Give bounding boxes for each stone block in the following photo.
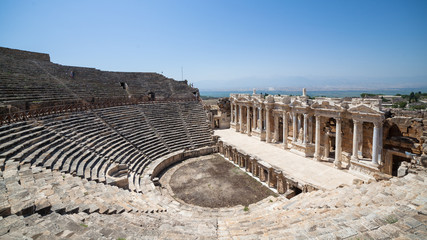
[35,198,51,213]
[397,165,408,178]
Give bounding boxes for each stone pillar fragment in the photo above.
[246,105,251,136]
[308,116,313,143]
[252,107,257,131]
[273,114,279,142]
[303,113,308,144]
[334,117,342,169]
[324,127,330,160]
[239,105,243,133]
[283,112,288,149]
[352,120,360,161]
[292,113,297,142]
[314,115,321,161]
[235,104,240,132]
[266,107,271,143]
[372,121,382,165]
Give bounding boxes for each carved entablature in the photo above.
[310,100,345,118]
[229,91,385,122]
[348,104,384,122]
[351,98,382,111]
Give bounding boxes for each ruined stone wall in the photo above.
[0,46,50,61]
[388,109,427,118]
[384,116,426,158]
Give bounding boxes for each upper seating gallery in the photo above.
[0,47,198,111]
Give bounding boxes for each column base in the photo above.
[235,123,241,132]
[349,159,380,177]
[334,160,342,169]
[290,142,315,157]
[283,142,288,150]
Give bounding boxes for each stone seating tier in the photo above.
[0,52,197,111]
[0,161,165,218]
[1,163,424,239]
[0,102,212,187]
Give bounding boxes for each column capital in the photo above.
[373,121,383,128]
[335,116,342,122]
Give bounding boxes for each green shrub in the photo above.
[385,215,398,224]
[410,104,426,110]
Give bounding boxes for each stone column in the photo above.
[334,117,342,169]
[283,111,288,149]
[292,113,297,142]
[259,107,263,130]
[231,103,236,123]
[352,120,360,161]
[252,107,257,131]
[266,107,271,143]
[314,115,321,161]
[303,113,308,144]
[378,124,383,164]
[239,104,243,133]
[372,121,382,165]
[273,114,279,142]
[324,128,330,160]
[358,122,363,157]
[230,104,234,123]
[277,176,285,194]
[246,105,251,136]
[308,116,313,143]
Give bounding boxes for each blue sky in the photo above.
[1,0,426,91]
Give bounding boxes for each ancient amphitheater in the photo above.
[0,47,426,239]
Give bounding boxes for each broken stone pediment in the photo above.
[311,101,344,111]
[290,99,307,108]
[348,104,383,115]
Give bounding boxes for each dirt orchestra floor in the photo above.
[160,154,277,208]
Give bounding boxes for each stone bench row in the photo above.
[0,161,165,219]
[1,55,196,105]
[216,172,426,239]
[0,209,217,239]
[0,119,125,184]
[94,107,171,161]
[1,101,212,194]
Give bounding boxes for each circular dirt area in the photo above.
[163,154,277,208]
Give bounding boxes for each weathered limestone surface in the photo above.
[0,159,425,239]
